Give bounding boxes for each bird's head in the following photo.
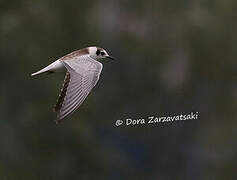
[88,47,114,60]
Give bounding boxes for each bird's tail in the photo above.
[31,60,64,76]
[31,67,52,76]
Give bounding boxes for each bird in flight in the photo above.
[31,47,114,123]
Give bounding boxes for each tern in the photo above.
[31,47,114,123]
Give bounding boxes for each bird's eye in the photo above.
[96,49,100,56]
[101,52,105,56]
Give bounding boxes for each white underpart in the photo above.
[31,60,65,76]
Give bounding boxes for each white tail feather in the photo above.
[31,60,65,76]
[31,69,47,76]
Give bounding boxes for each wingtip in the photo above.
[55,119,60,125]
[55,118,63,124]
[54,113,65,124]
[55,116,61,124]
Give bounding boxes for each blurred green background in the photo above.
[0,0,236,179]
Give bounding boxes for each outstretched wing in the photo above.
[54,55,103,123]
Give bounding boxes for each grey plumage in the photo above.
[31,46,113,123]
[55,55,103,122]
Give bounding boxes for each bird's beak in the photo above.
[106,55,115,60]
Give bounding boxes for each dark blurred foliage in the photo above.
[0,0,236,179]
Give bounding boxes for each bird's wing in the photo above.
[54,55,103,122]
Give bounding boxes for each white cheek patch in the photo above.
[88,47,97,56]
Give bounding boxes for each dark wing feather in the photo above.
[54,55,103,123]
[53,72,71,112]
